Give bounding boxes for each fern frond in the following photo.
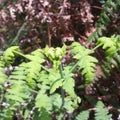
[97,35,120,75]
[0,57,8,111]
[88,0,120,42]
[33,108,52,120]
[0,59,8,84]
[22,49,45,87]
[3,46,20,65]
[95,101,112,120]
[6,66,30,105]
[97,36,118,56]
[44,44,66,71]
[70,42,98,83]
[76,110,89,120]
[35,91,52,111]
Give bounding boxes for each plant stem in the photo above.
[13,51,50,73]
[92,43,102,51]
[59,64,65,107]
[13,51,27,58]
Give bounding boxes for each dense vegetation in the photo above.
[0,0,120,119]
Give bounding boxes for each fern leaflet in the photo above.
[76,110,89,120]
[6,65,30,105]
[88,0,120,42]
[70,42,98,83]
[3,46,20,65]
[97,35,120,75]
[95,101,112,120]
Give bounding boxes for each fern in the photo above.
[35,91,52,111]
[70,42,98,83]
[23,49,45,87]
[6,66,29,105]
[0,58,8,84]
[75,101,112,120]
[97,35,120,75]
[97,35,120,56]
[44,44,66,71]
[0,46,47,118]
[95,101,112,120]
[76,110,90,120]
[0,55,8,113]
[62,66,77,98]
[1,42,119,119]
[88,0,120,42]
[34,45,81,115]
[3,46,20,65]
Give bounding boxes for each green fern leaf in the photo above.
[25,49,45,63]
[0,109,13,120]
[97,36,118,56]
[6,66,29,105]
[48,69,63,94]
[104,7,114,17]
[88,0,119,42]
[95,101,112,120]
[103,13,111,22]
[64,96,80,112]
[7,81,29,104]
[0,60,8,84]
[76,110,89,120]
[33,108,52,120]
[70,42,98,83]
[50,78,63,94]
[3,46,20,65]
[23,49,45,87]
[35,92,52,111]
[44,44,66,71]
[63,77,76,98]
[50,94,62,109]
[48,69,61,83]
[97,35,120,76]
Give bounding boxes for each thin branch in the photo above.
[10,22,27,45]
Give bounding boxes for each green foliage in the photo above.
[44,44,66,71]
[97,35,120,56]
[97,35,120,75]
[23,49,45,87]
[6,66,29,104]
[76,101,112,120]
[76,110,90,120]
[1,37,120,119]
[70,42,98,83]
[3,46,20,65]
[0,59,7,84]
[88,0,120,42]
[0,44,81,119]
[95,101,112,120]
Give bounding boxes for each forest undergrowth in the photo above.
[0,0,120,120]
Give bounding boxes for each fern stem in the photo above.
[69,59,81,74]
[92,43,102,51]
[40,65,50,73]
[59,64,65,107]
[13,51,27,58]
[13,51,50,73]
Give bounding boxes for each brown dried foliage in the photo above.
[0,0,96,51]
